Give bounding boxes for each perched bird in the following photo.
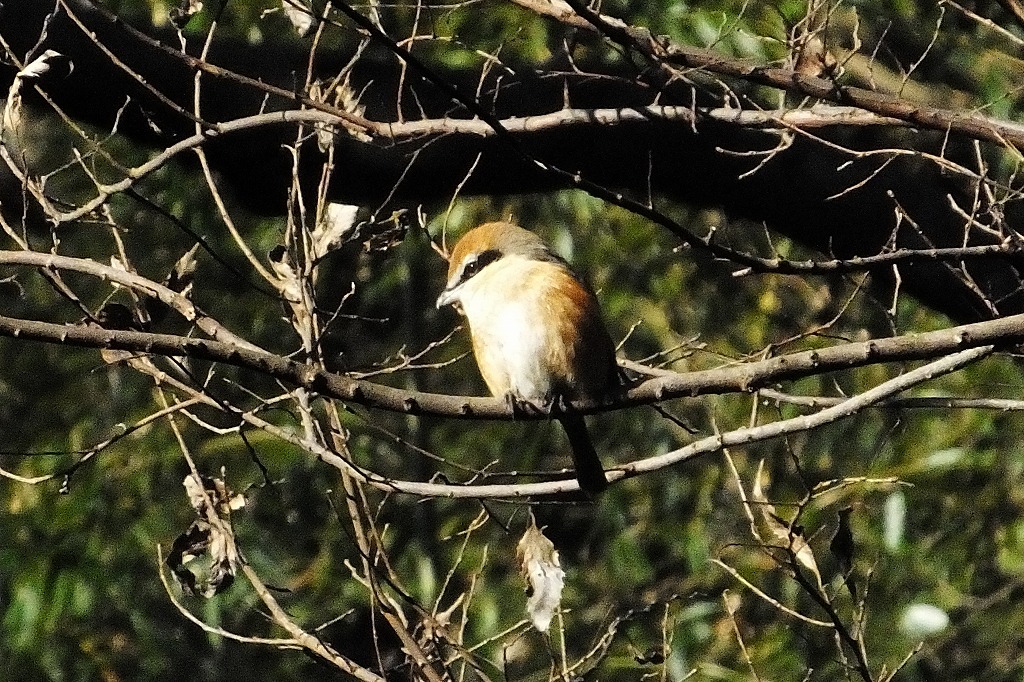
[436,221,619,494]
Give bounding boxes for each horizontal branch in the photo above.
[618,346,992,477]
[729,243,1023,275]
[0,250,262,351]
[310,346,994,497]
[515,0,1024,151]
[759,388,1024,411]
[29,0,1020,154]
[381,104,907,137]
[15,105,1013,277]
[33,109,372,224]
[10,309,989,499]
[664,46,1024,150]
[0,311,1020,419]
[32,107,947,280]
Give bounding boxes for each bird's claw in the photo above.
[504,393,554,419]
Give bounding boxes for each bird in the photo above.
[436,221,620,495]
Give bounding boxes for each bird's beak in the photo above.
[436,287,456,309]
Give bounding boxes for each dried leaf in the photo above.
[282,0,316,36]
[5,51,72,136]
[792,35,839,78]
[312,203,359,260]
[3,93,22,135]
[309,76,371,150]
[268,245,302,303]
[169,0,203,27]
[17,50,73,81]
[751,461,823,589]
[334,77,370,143]
[166,243,200,295]
[268,245,314,334]
[166,472,243,597]
[516,520,564,632]
[143,244,201,325]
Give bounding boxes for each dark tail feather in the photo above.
[558,415,608,495]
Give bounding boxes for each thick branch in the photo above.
[282,345,994,497]
[5,0,1024,321]
[522,0,1024,150]
[0,312,1020,419]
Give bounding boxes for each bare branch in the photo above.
[0,308,1016,420]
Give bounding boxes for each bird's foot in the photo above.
[504,393,546,419]
[544,393,574,418]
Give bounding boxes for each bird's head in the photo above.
[436,222,558,310]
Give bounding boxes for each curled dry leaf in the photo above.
[792,35,839,79]
[312,203,359,260]
[166,472,245,598]
[268,245,303,303]
[516,520,565,633]
[334,77,371,143]
[4,51,73,138]
[166,243,200,296]
[17,50,74,81]
[169,0,203,27]
[282,0,316,36]
[146,243,200,325]
[268,245,312,332]
[310,76,371,151]
[751,460,823,589]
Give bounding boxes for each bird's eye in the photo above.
[459,249,500,283]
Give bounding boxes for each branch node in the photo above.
[348,383,365,401]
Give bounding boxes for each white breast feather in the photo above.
[457,255,559,400]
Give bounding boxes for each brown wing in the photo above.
[545,267,618,402]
